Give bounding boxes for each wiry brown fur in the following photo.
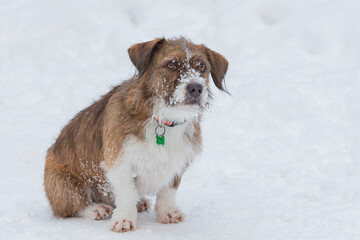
[44,37,228,218]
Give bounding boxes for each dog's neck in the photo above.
[152,99,202,124]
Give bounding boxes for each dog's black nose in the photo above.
[187,84,203,97]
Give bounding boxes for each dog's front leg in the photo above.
[107,163,139,232]
[155,176,184,224]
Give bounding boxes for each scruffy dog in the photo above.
[44,37,228,232]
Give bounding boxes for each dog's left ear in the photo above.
[202,45,229,93]
[128,38,165,76]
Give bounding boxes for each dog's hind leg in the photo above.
[44,168,87,218]
[137,198,151,212]
[78,203,114,220]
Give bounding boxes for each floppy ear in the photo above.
[202,45,229,93]
[128,38,165,76]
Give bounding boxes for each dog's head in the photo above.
[128,37,228,122]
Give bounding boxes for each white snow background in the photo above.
[1,0,360,239]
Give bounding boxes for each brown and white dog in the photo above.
[44,37,228,232]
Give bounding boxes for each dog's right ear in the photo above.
[128,38,165,76]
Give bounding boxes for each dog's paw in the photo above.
[111,219,136,232]
[78,203,114,220]
[157,208,184,224]
[136,198,150,212]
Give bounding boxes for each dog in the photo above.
[44,37,228,232]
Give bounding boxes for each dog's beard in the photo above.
[154,87,209,123]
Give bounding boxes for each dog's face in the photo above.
[128,37,228,121]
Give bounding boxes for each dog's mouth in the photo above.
[184,97,201,106]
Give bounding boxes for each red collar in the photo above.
[153,116,185,127]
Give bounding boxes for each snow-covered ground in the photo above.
[1,0,360,239]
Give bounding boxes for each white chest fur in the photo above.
[118,120,197,196]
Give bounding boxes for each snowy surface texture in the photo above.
[1,0,360,239]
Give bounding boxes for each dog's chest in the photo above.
[124,122,196,195]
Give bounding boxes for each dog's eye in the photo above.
[166,62,176,70]
[199,63,206,73]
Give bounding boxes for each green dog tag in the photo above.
[156,135,165,146]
